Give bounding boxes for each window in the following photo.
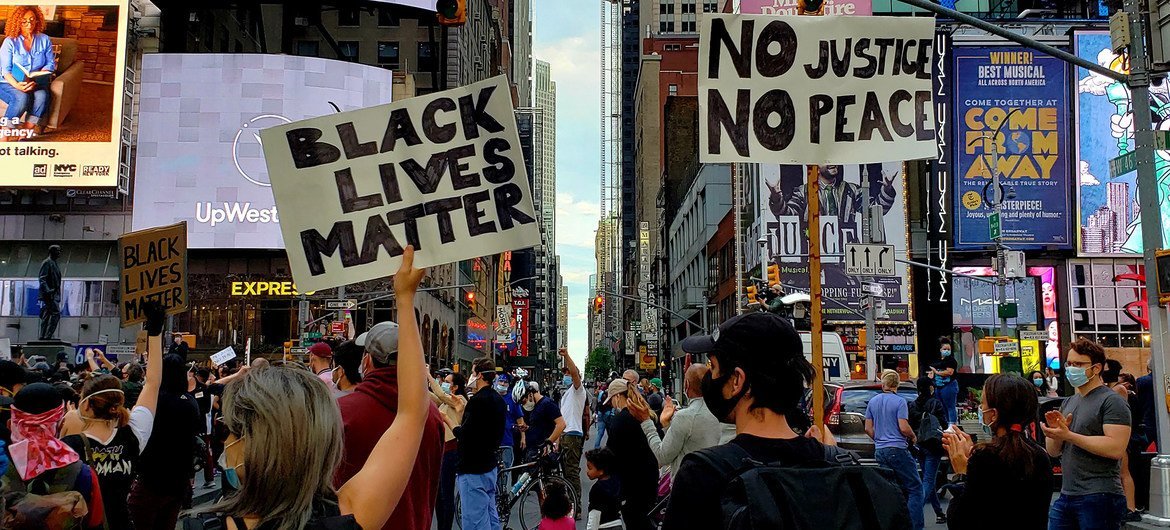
[0,280,117,317]
[669,84,678,96]
[683,1,696,13]
[338,8,361,27]
[295,40,319,57]
[338,41,359,62]
[418,42,437,70]
[378,7,400,27]
[378,42,400,68]
[1068,259,1149,348]
[704,1,719,12]
[682,20,696,32]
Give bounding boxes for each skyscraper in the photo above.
[535,59,557,246]
[1107,181,1130,251]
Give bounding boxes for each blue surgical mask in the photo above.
[1067,366,1091,388]
[563,375,573,387]
[219,436,244,489]
[979,408,993,435]
[1033,378,1044,387]
[441,382,452,394]
[941,349,952,357]
[495,383,509,394]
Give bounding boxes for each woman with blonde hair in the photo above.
[199,246,430,530]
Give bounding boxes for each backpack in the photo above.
[180,498,359,530]
[914,399,944,453]
[691,442,911,530]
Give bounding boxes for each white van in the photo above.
[800,331,850,384]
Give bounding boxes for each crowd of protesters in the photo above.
[0,245,1155,530]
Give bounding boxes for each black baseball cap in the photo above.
[680,312,803,368]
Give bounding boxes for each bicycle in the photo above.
[455,446,578,530]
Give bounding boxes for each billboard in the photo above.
[1,1,129,187]
[740,0,872,15]
[950,266,1058,373]
[1074,31,1170,255]
[513,297,529,357]
[952,46,1072,248]
[132,54,396,249]
[761,162,911,323]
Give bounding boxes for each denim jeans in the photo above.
[436,449,459,530]
[876,447,924,530]
[935,381,959,423]
[0,83,51,125]
[497,445,514,494]
[918,452,943,516]
[457,471,501,530]
[1048,493,1127,530]
[595,411,611,449]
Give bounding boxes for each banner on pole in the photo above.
[260,76,541,292]
[699,14,937,165]
[118,222,188,326]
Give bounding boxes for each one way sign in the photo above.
[845,244,895,276]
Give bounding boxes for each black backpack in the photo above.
[691,442,912,530]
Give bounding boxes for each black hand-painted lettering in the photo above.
[380,108,423,152]
[301,221,359,276]
[804,41,829,79]
[378,162,404,204]
[858,92,893,142]
[400,152,450,194]
[914,90,934,140]
[888,90,914,138]
[385,205,426,249]
[425,197,465,243]
[831,39,852,78]
[809,94,833,144]
[752,89,795,152]
[462,190,497,236]
[458,85,505,140]
[286,128,340,169]
[335,167,385,213]
[482,138,515,184]
[755,20,796,78]
[359,214,404,263]
[422,97,458,144]
[708,18,754,79]
[336,122,378,159]
[874,39,895,75]
[915,39,933,80]
[448,144,481,190]
[853,39,876,79]
[834,94,856,142]
[492,183,537,230]
[707,89,751,157]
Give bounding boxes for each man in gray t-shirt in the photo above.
[1043,339,1133,528]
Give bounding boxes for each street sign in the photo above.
[304,331,323,339]
[994,341,1020,354]
[989,211,1001,240]
[875,299,889,319]
[998,303,1018,319]
[845,244,895,276]
[330,321,346,334]
[1110,151,1137,178]
[326,299,357,310]
[290,347,307,355]
[861,282,885,296]
[1020,330,1048,341]
[1157,131,1170,151]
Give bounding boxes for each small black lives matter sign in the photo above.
[699,14,938,165]
[119,222,188,326]
[260,75,541,293]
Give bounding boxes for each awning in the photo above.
[0,242,119,279]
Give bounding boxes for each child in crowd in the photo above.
[585,447,623,530]
[539,481,575,530]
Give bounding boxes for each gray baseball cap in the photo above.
[356,321,399,363]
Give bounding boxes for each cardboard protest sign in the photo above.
[699,14,937,165]
[210,346,237,366]
[119,222,188,326]
[260,75,541,293]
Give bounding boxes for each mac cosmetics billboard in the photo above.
[1,0,130,187]
[132,54,396,249]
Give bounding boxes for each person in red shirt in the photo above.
[334,320,446,530]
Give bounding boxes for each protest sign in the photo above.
[210,346,238,366]
[260,75,541,293]
[119,222,188,326]
[699,14,937,165]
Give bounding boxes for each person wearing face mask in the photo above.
[1030,370,1051,397]
[450,357,507,530]
[335,318,445,530]
[555,349,587,517]
[930,337,960,423]
[662,312,905,530]
[1042,338,1132,530]
[942,374,1052,529]
[429,369,467,530]
[495,373,526,492]
[522,379,565,463]
[602,377,659,530]
[330,340,363,398]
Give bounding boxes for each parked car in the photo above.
[802,381,918,458]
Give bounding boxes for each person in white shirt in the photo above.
[629,363,730,482]
[558,349,587,517]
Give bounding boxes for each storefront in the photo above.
[1066,258,1152,375]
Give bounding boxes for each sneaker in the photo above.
[1124,511,1143,522]
[935,514,948,524]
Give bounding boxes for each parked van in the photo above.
[800,331,850,384]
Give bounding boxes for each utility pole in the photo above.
[802,0,826,432]
[986,127,1010,338]
[861,166,877,382]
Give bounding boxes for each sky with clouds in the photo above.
[533,1,601,366]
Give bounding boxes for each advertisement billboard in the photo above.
[1074,31,1170,255]
[513,297,529,357]
[740,0,872,15]
[1,1,129,187]
[952,46,1072,248]
[132,54,396,249]
[950,266,1058,373]
[761,162,911,323]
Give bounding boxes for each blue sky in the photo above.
[533,0,601,366]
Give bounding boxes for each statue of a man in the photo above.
[38,245,62,340]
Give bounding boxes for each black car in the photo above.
[802,381,918,458]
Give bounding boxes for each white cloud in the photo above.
[555,192,601,251]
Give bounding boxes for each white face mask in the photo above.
[468,373,479,391]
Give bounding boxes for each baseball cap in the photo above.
[602,378,629,404]
[680,312,803,368]
[650,378,663,389]
[356,321,399,364]
[307,342,333,359]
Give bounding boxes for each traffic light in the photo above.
[594,295,604,314]
[466,290,476,308]
[767,264,780,287]
[436,0,467,26]
[746,285,759,304]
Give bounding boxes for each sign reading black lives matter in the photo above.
[699,14,937,164]
[260,76,541,292]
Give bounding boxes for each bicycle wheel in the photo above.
[453,487,462,529]
[516,475,578,530]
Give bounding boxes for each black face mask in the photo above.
[701,370,747,424]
